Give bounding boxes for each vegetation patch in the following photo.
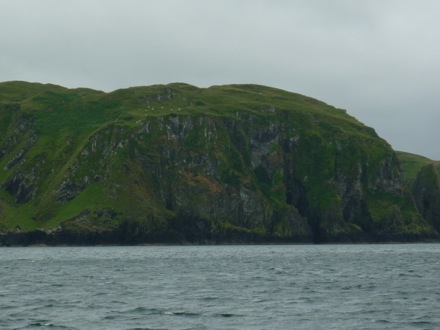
[0,81,438,244]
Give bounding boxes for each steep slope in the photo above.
[395,151,436,186]
[0,81,436,245]
[397,151,440,233]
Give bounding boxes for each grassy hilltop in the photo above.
[0,81,437,245]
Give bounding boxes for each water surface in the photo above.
[1,244,439,329]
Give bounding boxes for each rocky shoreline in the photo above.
[1,226,438,247]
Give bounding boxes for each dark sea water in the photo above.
[1,244,440,330]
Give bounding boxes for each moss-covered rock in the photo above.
[411,164,440,232]
[0,81,437,245]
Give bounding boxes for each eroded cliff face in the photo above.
[0,82,436,245]
[412,165,440,232]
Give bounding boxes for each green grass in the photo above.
[0,80,434,240]
[396,151,438,186]
[42,183,108,228]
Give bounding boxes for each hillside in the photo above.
[0,81,437,245]
[396,151,440,234]
[395,151,438,186]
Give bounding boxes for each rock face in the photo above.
[412,165,440,232]
[0,81,437,245]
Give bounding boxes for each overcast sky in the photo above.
[1,0,439,159]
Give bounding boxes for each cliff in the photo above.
[397,152,440,234]
[0,81,437,245]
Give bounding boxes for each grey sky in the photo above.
[1,0,439,159]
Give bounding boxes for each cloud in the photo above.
[1,0,439,159]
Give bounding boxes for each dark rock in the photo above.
[412,164,440,232]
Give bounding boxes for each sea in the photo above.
[1,244,439,330]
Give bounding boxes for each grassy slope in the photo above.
[0,81,424,238]
[14,82,368,136]
[396,151,440,186]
